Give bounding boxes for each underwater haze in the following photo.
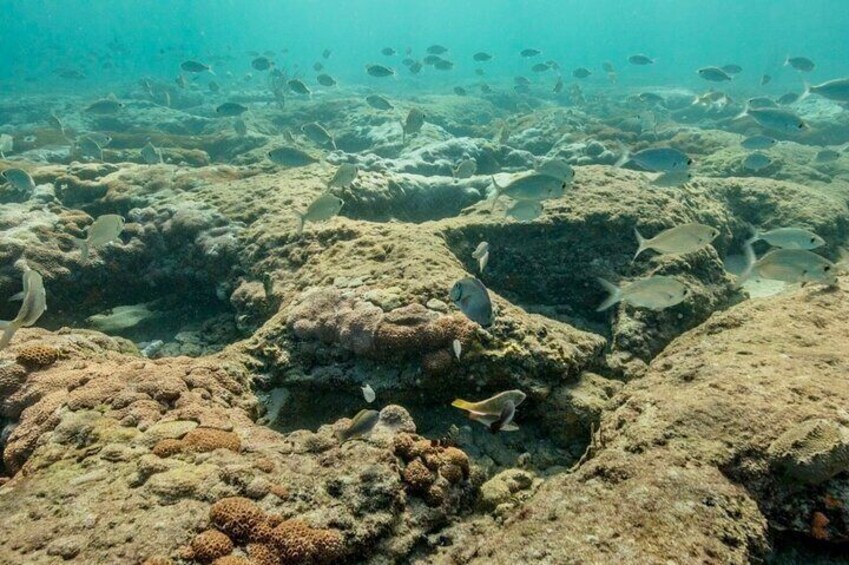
[2,1,849,564]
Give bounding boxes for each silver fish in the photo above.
[490,172,566,209]
[633,223,719,261]
[596,276,689,311]
[736,106,806,132]
[452,339,462,360]
[738,245,836,287]
[366,95,393,110]
[743,152,771,171]
[361,384,376,403]
[741,135,777,150]
[815,149,840,163]
[301,123,336,150]
[328,164,359,188]
[651,170,693,188]
[296,193,344,235]
[75,214,125,262]
[140,142,162,164]
[85,98,124,114]
[450,276,494,327]
[535,157,575,182]
[804,78,849,103]
[505,200,543,222]
[472,242,489,273]
[453,158,477,181]
[365,64,394,77]
[617,147,693,172]
[0,268,47,350]
[746,227,825,250]
[1,168,36,193]
[698,66,733,82]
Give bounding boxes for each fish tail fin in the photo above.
[783,55,790,67]
[800,81,812,102]
[632,228,647,262]
[743,222,759,245]
[7,291,24,302]
[331,138,337,151]
[334,430,345,442]
[614,143,630,168]
[0,321,18,350]
[451,399,475,411]
[734,241,758,288]
[595,278,621,312]
[296,212,305,236]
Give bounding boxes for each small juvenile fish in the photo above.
[322,49,332,59]
[572,67,591,79]
[628,54,654,65]
[490,173,566,208]
[472,242,489,273]
[452,390,526,431]
[0,133,12,157]
[743,152,772,172]
[617,146,692,172]
[366,64,394,77]
[401,108,425,143]
[85,98,125,114]
[335,409,380,442]
[553,76,564,93]
[208,81,220,93]
[452,339,462,360]
[268,146,319,167]
[804,77,849,103]
[408,61,423,74]
[312,62,324,72]
[1,168,36,193]
[77,136,105,161]
[296,193,344,235]
[365,94,393,110]
[316,74,337,87]
[520,48,541,57]
[423,55,442,65]
[140,142,163,164]
[505,200,543,222]
[633,223,719,261]
[698,66,733,82]
[596,276,689,311]
[746,227,825,250]
[721,63,743,74]
[0,268,47,350]
[452,158,476,181]
[74,214,125,262]
[288,79,311,95]
[651,170,693,188]
[361,384,376,403]
[761,74,772,85]
[381,47,396,56]
[328,163,358,188]
[741,135,777,150]
[453,86,467,96]
[450,276,494,327]
[473,52,493,62]
[427,45,449,55]
[216,102,248,116]
[301,122,336,150]
[785,56,815,72]
[738,245,836,287]
[181,60,212,73]
[434,59,454,70]
[531,63,550,73]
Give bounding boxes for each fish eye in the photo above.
[824,265,832,271]
[810,237,817,243]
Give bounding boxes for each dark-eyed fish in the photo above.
[633,223,719,261]
[268,146,319,167]
[366,64,394,77]
[140,142,163,164]
[741,135,777,150]
[746,227,824,250]
[450,277,494,327]
[328,164,358,188]
[1,168,36,193]
[596,276,689,311]
[785,56,815,72]
[490,172,566,208]
[216,102,248,116]
[520,48,541,57]
[301,122,336,150]
[335,409,379,442]
[535,157,575,182]
[803,78,849,103]
[74,214,125,262]
[651,170,693,187]
[737,244,836,287]
[743,152,772,171]
[296,193,344,235]
[815,149,840,163]
[85,98,124,114]
[452,390,526,432]
[365,94,393,110]
[617,146,693,172]
[735,105,806,132]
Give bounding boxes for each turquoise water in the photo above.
[3,0,847,94]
